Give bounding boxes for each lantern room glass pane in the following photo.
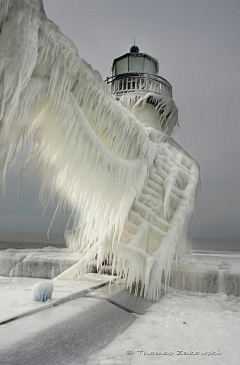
[129,56,144,72]
[116,58,128,75]
[144,58,156,74]
[112,64,116,76]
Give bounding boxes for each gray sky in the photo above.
[0,0,239,238]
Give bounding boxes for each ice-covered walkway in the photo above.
[0,276,110,324]
[0,276,239,365]
[0,279,136,365]
[0,241,239,364]
[87,289,240,365]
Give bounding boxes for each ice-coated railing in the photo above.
[106,73,172,98]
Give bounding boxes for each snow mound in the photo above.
[32,281,54,302]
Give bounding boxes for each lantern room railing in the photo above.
[106,73,172,98]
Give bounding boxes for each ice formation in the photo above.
[0,0,200,300]
[32,281,53,302]
[119,92,179,135]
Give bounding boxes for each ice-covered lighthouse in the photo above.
[0,0,199,300]
[106,44,178,134]
[55,43,199,300]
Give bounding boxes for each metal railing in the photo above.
[106,73,172,98]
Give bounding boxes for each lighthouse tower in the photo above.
[106,45,178,134]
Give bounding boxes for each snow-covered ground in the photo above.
[0,277,135,365]
[0,242,239,364]
[0,275,109,323]
[87,288,240,365]
[0,275,239,364]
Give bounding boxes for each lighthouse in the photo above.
[106,45,178,134]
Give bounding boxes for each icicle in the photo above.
[119,92,179,135]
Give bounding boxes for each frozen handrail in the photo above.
[106,73,172,98]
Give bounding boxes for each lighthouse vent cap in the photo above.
[130,45,139,53]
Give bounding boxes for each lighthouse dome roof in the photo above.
[130,45,139,53]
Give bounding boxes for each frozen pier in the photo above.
[0,247,239,297]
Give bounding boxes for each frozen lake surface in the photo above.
[0,231,65,250]
[0,231,239,253]
[192,238,240,253]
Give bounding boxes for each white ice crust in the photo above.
[0,0,200,300]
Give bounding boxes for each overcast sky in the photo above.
[0,0,239,238]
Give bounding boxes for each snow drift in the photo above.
[0,0,199,300]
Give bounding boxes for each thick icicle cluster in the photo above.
[0,0,200,300]
[119,92,179,135]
